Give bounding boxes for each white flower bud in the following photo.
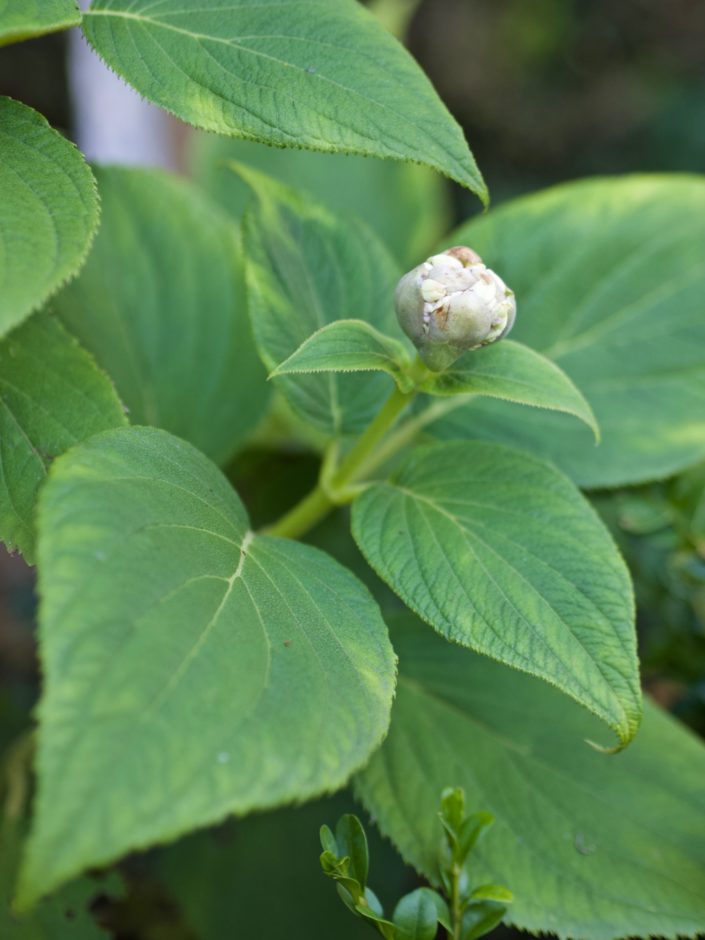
[394,246,516,372]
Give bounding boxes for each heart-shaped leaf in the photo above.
[20,427,395,905]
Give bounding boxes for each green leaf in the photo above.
[421,340,599,440]
[272,320,413,391]
[0,312,127,562]
[457,814,494,862]
[351,441,641,746]
[189,134,451,269]
[392,888,440,940]
[335,815,369,888]
[0,97,98,337]
[320,824,339,857]
[81,0,486,201]
[461,902,509,940]
[55,166,268,466]
[356,615,705,940]
[242,167,404,435]
[470,885,513,904]
[20,426,395,905]
[431,176,705,488]
[0,0,80,46]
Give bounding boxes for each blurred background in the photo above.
[2,0,705,936]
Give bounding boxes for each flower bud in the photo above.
[394,246,516,371]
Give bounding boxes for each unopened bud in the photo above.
[395,246,516,371]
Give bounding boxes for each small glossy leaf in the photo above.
[461,902,509,940]
[0,0,80,46]
[242,167,402,434]
[393,888,439,940]
[356,615,705,940]
[457,814,494,862]
[55,166,268,466]
[422,888,451,932]
[358,888,396,937]
[0,313,127,562]
[421,340,598,439]
[433,176,705,487]
[82,0,486,201]
[336,815,369,888]
[320,825,339,857]
[470,885,513,904]
[439,787,465,840]
[352,441,641,746]
[272,320,413,391]
[20,427,395,904]
[0,97,98,337]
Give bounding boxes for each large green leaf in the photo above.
[188,134,451,268]
[242,167,404,435]
[55,166,268,466]
[0,313,127,563]
[0,0,80,46]
[20,426,395,905]
[82,0,486,201]
[420,340,598,437]
[356,615,705,940]
[351,441,641,746]
[0,98,98,337]
[430,176,705,488]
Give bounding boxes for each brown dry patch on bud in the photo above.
[446,246,483,267]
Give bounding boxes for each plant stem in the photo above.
[263,359,429,540]
[450,862,463,940]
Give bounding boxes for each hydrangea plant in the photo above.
[1,1,705,938]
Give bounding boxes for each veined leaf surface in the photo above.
[82,0,486,200]
[242,168,404,435]
[352,441,641,745]
[420,340,598,437]
[21,427,395,904]
[55,166,268,466]
[356,616,705,940]
[0,313,126,562]
[432,176,705,487]
[0,0,80,46]
[0,97,98,337]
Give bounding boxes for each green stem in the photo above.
[450,862,463,940]
[263,359,430,540]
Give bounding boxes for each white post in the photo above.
[67,0,176,167]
